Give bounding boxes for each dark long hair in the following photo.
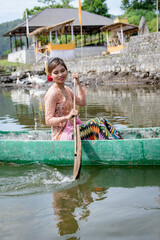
[47,57,68,75]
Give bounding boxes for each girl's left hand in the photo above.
[72,72,80,85]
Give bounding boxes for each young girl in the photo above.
[44,57,122,141]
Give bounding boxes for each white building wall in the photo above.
[8,49,36,64]
[50,49,75,60]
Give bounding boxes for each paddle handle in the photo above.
[73,78,76,110]
[73,78,82,180]
[73,78,77,155]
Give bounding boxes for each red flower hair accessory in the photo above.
[47,75,53,82]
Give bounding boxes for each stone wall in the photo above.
[65,32,160,83]
[124,32,160,55]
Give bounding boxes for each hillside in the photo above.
[0,19,23,55]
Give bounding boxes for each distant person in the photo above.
[44,57,123,140]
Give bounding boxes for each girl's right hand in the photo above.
[67,109,78,120]
[72,72,80,85]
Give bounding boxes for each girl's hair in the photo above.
[47,57,67,75]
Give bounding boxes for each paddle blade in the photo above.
[73,125,82,180]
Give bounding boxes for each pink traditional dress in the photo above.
[44,83,85,140]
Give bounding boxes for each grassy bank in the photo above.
[0,59,24,67]
[0,59,45,78]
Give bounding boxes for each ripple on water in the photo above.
[0,164,88,196]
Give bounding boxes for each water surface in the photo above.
[0,165,160,240]
[0,84,160,240]
[0,84,160,130]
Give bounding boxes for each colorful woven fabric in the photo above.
[72,117,123,140]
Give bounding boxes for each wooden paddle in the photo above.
[73,78,82,180]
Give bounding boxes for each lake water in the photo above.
[0,84,160,240]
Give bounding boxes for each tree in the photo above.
[61,0,73,8]
[13,39,25,48]
[38,0,56,5]
[125,9,156,25]
[82,0,110,17]
[37,0,73,7]
[121,0,131,11]
[121,0,156,12]
[0,19,23,55]
[23,7,45,19]
[120,1,159,33]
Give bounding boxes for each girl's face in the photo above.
[50,64,68,85]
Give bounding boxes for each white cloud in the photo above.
[107,0,122,16]
[0,0,44,23]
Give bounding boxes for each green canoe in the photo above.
[0,127,160,166]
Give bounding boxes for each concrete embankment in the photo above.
[1,32,160,86]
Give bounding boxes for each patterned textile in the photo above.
[72,117,123,140]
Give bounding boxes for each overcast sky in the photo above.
[0,0,123,24]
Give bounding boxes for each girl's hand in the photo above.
[72,72,80,86]
[67,109,78,120]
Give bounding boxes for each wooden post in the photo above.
[9,34,12,52]
[26,10,29,49]
[157,0,159,32]
[36,36,38,48]
[71,22,74,42]
[75,34,77,47]
[80,25,83,57]
[15,35,17,51]
[65,34,67,44]
[20,33,22,50]
[49,30,52,44]
[90,33,92,45]
[84,34,86,45]
[55,31,58,44]
[120,25,124,45]
[26,35,29,49]
[106,30,109,46]
[102,32,103,45]
[99,32,100,44]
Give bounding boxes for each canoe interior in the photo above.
[0,127,160,140]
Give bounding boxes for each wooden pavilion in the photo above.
[101,22,139,54]
[3,8,113,63]
[28,19,75,62]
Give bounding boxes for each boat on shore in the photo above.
[0,127,160,166]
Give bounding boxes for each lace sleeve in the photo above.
[44,87,67,127]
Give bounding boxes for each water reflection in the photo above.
[11,89,31,106]
[86,85,160,127]
[51,165,160,238]
[52,184,108,238]
[0,84,160,130]
[0,87,46,130]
